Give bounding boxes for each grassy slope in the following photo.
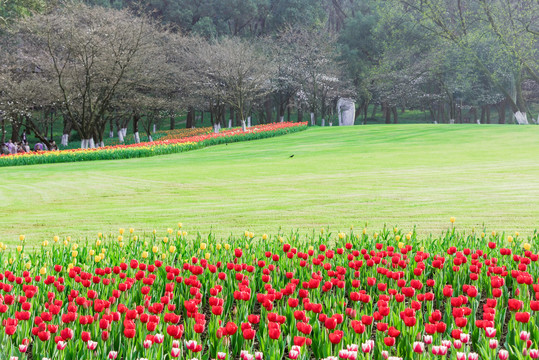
[1,124,539,245]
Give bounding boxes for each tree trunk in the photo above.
[170,116,175,130]
[0,114,5,143]
[497,100,506,124]
[486,106,491,124]
[186,107,194,128]
[133,112,140,144]
[392,106,398,124]
[11,117,20,142]
[383,103,391,124]
[297,107,303,123]
[480,106,486,124]
[370,103,378,120]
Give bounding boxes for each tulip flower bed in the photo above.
[0,122,307,167]
[0,223,538,360]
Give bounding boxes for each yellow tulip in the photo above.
[16,245,22,252]
[72,244,78,251]
[67,263,74,270]
[63,240,69,246]
[96,240,102,246]
[53,236,59,243]
[398,242,404,249]
[66,236,71,242]
[98,233,102,238]
[350,225,354,230]
[152,246,158,253]
[321,228,325,234]
[72,251,78,257]
[406,233,411,241]
[9,258,14,265]
[94,255,101,263]
[374,232,378,239]
[143,241,147,247]
[481,232,485,238]
[129,228,134,234]
[163,237,168,244]
[89,250,95,256]
[205,253,210,260]
[262,234,268,240]
[395,235,401,242]
[119,228,125,235]
[161,253,167,260]
[178,222,183,229]
[42,241,49,247]
[393,227,398,233]
[224,244,230,250]
[507,236,513,243]
[492,231,496,236]
[338,232,345,239]
[167,228,173,234]
[200,243,207,250]
[308,245,314,251]
[216,244,222,250]
[182,231,187,236]
[118,235,123,242]
[523,243,531,251]
[245,244,249,249]
[142,251,148,259]
[450,217,455,224]
[362,228,367,235]
[152,229,156,235]
[25,262,31,270]
[515,232,520,237]
[134,236,138,242]
[169,246,176,253]
[119,242,124,248]
[39,267,47,275]
[279,236,284,243]
[19,235,25,242]
[99,253,104,260]
[245,231,249,237]
[177,230,181,236]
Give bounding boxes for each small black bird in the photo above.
[289,155,294,158]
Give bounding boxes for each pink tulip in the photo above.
[413,342,425,353]
[468,352,479,360]
[520,331,530,341]
[454,340,463,349]
[154,334,164,344]
[87,341,98,350]
[441,340,452,348]
[460,333,470,344]
[531,350,539,359]
[185,340,197,351]
[485,327,496,338]
[498,350,509,360]
[10,357,18,360]
[456,352,466,360]
[348,351,358,360]
[423,335,433,344]
[255,352,263,360]
[381,351,389,360]
[108,351,118,360]
[217,352,227,360]
[172,340,180,348]
[338,349,349,359]
[438,346,448,355]
[347,344,359,352]
[57,341,67,350]
[143,339,152,349]
[18,345,27,353]
[171,348,181,358]
[361,342,372,353]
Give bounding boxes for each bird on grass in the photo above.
[289,155,294,158]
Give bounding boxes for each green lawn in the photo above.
[1,124,539,245]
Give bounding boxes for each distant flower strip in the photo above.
[0,122,307,167]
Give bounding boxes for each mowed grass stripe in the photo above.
[1,124,538,244]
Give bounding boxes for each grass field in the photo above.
[1,124,539,245]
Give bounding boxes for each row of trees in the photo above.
[0,0,538,148]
